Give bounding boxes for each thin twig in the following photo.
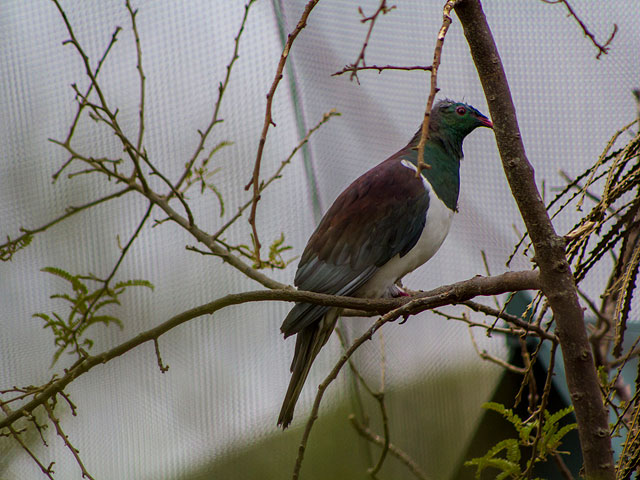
[292,301,418,480]
[558,170,617,217]
[122,0,198,223]
[332,64,431,77]
[523,342,557,479]
[126,0,145,152]
[52,0,150,193]
[541,0,617,58]
[349,415,431,480]
[52,26,122,181]
[334,326,376,463]
[480,250,501,309]
[1,187,133,260]
[468,324,527,374]
[552,452,575,480]
[49,137,128,184]
[70,203,154,348]
[342,0,397,84]
[212,110,339,241]
[462,299,557,343]
[608,345,640,369]
[415,0,459,176]
[153,338,169,373]
[174,0,256,193]
[368,392,390,478]
[43,400,96,480]
[0,403,55,479]
[432,308,515,336]
[244,0,321,266]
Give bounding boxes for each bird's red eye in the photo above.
[456,106,466,115]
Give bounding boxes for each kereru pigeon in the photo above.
[278,99,493,428]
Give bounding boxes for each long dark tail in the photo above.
[278,309,339,429]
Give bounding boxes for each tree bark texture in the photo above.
[453,1,615,478]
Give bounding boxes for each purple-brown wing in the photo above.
[281,155,430,337]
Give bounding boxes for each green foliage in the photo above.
[227,232,297,269]
[0,233,33,261]
[34,266,154,364]
[182,140,233,216]
[464,402,577,480]
[266,232,296,269]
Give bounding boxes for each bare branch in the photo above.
[174,0,256,192]
[1,187,133,261]
[332,64,431,77]
[0,404,55,479]
[0,269,539,431]
[292,299,419,480]
[415,0,459,177]
[52,25,122,181]
[244,0,321,266]
[349,415,431,480]
[468,325,527,374]
[523,342,557,479]
[212,109,339,241]
[69,203,155,351]
[541,0,617,58]
[43,400,96,480]
[367,392,389,477]
[51,0,151,192]
[126,0,145,152]
[341,0,397,84]
[153,338,169,373]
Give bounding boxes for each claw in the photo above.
[390,285,410,297]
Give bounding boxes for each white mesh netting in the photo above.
[1,1,638,478]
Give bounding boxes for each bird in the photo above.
[277,99,493,428]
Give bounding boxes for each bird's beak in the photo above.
[480,116,493,129]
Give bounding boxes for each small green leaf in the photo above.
[113,279,154,290]
[36,268,153,365]
[42,266,88,294]
[93,298,122,311]
[89,315,124,329]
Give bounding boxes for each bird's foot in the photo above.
[388,285,410,298]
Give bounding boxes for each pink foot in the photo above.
[389,285,410,297]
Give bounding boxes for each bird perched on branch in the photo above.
[278,99,493,428]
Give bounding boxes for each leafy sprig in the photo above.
[34,267,154,365]
[464,402,576,479]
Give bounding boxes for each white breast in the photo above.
[356,179,454,298]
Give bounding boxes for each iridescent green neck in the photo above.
[402,139,461,211]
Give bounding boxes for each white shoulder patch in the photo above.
[400,159,429,191]
[400,159,416,172]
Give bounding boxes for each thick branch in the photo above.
[0,270,538,431]
[454,1,614,478]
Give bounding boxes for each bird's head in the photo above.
[431,100,493,138]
